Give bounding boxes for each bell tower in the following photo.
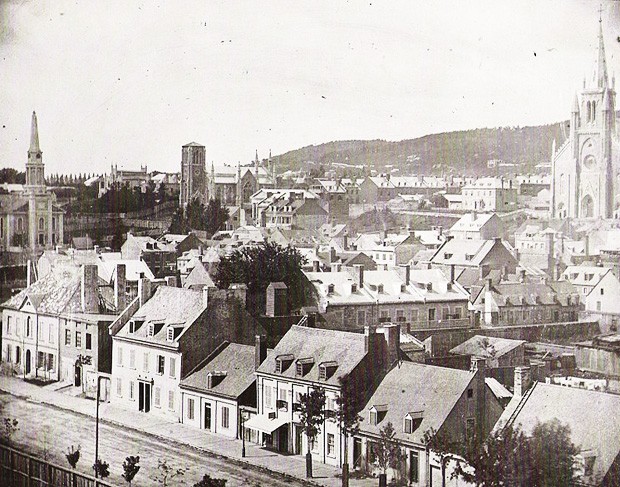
[25,111,45,190]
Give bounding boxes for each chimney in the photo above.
[585,234,589,258]
[449,264,456,283]
[472,357,486,444]
[81,264,99,314]
[255,334,267,370]
[266,282,287,317]
[472,210,477,221]
[343,235,348,250]
[165,275,177,287]
[330,247,337,263]
[400,264,411,286]
[519,269,526,283]
[514,366,531,397]
[202,285,218,309]
[546,232,555,278]
[437,225,443,236]
[364,325,376,354]
[408,226,415,239]
[312,260,320,272]
[485,278,493,292]
[229,283,247,307]
[384,323,400,366]
[26,259,31,287]
[331,263,342,273]
[138,277,152,307]
[115,264,127,311]
[353,264,364,289]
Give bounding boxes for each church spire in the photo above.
[594,7,608,89]
[29,111,40,153]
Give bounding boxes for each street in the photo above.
[0,393,312,487]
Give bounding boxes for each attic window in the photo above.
[166,327,175,342]
[319,361,338,381]
[377,284,384,294]
[147,323,154,337]
[444,253,453,259]
[369,405,387,425]
[465,254,474,261]
[351,283,357,293]
[275,354,294,373]
[207,371,227,389]
[400,283,407,293]
[327,284,335,295]
[129,319,144,334]
[404,412,424,434]
[296,357,314,377]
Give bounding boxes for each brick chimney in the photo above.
[115,263,127,311]
[472,357,486,445]
[266,282,287,317]
[353,264,364,289]
[255,334,267,370]
[165,275,177,287]
[138,277,152,307]
[514,366,531,397]
[81,264,99,313]
[449,264,456,284]
[330,247,337,263]
[383,323,400,366]
[400,264,410,286]
[331,263,342,273]
[312,260,320,272]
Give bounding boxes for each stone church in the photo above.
[551,18,620,220]
[0,112,63,253]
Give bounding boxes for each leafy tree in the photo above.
[193,474,227,487]
[153,458,187,486]
[214,241,309,312]
[298,387,326,478]
[93,458,110,479]
[66,444,81,469]
[374,422,405,482]
[336,374,363,487]
[423,427,465,487]
[204,198,229,236]
[122,455,141,486]
[529,419,578,487]
[0,418,19,446]
[0,168,25,184]
[169,208,191,234]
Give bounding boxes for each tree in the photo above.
[153,458,187,486]
[122,455,141,486]
[374,422,405,486]
[298,387,326,478]
[423,427,465,487]
[66,444,81,469]
[0,418,19,446]
[336,374,363,487]
[193,474,227,487]
[93,458,110,479]
[214,241,309,312]
[529,419,578,487]
[0,168,25,184]
[204,198,229,236]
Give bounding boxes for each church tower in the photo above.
[25,111,46,190]
[180,142,207,209]
[551,13,619,220]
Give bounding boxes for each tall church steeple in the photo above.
[594,8,608,89]
[26,111,45,188]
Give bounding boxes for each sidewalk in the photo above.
[0,376,376,487]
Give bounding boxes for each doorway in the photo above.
[277,426,289,453]
[353,438,362,469]
[25,350,31,375]
[138,382,151,413]
[74,363,81,387]
[294,425,303,455]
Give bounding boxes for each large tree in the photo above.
[169,198,229,236]
[214,241,309,312]
[298,387,326,478]
[336,374,363,487]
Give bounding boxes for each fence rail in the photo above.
[0,444,114,487]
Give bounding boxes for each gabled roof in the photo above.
[256,325,366,385]
[97,259,155,283]
[450,335,525,359]
[180,343,263,399]
[450,212,497,233]
[183,263,215,289]
[358,362,475,444]
[561,265,612,287]
[430,238,515,267]
[498,383,620,482]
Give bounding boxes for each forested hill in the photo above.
[272,122,569,176]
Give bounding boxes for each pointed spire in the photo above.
[29,111,40,153]
[572,93,579,113]
[595,10,609,89]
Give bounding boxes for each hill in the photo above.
[272,122,569,176]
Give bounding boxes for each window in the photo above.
[116,378,122,397]
[404,418,413,433]
[6,316,11,335]
[428,308,436,321]
[221,406,230,428]
[37,351,45,368]
[117,347,123,366]
[75,331,82,348]
[5,344,11,363]
[85,333,92,350]
[601,288,604,295]
[169,357,176,378]
[129,349,136,369]
[142,352,149,372]
[49,323,55,344]
[410,450,419,483]
[38,217,44,231]
[157,355,165,375]
[15,346,20,365]
[379,310,390,323]
[597,301,602,312]
[188,398,195,420]
[327,433,335,457]
[411,309,419,322]
[47,353,54,371]
[265,384,274,408]
[26,317,32,337]
[467,388,473,399]
[357,310,366,326]
[129,381,135,400]
[370,411,378,426]
[168,390,175,411]
[166,327,174,342]
[154,387,161,407]
[65,329,71,346]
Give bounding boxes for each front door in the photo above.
[353,438,362,469]
[74,363,81,387]
[278,426,289,453]
[294,425,303,455]
[204,403,212,430]
[138,382,151,413]
[25,350,31,375]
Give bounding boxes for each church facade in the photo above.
[0,112,63,253]
[551,19,620,220]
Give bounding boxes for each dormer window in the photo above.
[400,284,407,293]
[327,284,335,295]
[377,284,384,294]
[206,371,227,389]
[369,404,387,425]
[129,319,144,334]
[275,354,294,373]
[296,357,314,377]
[444,253,453,259]
[166,327,175,342]
[319,361,338,381]
[404,411,424,433]
[351,283,357,293]
[147,323,154,337]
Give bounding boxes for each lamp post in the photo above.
[94,375,106,478]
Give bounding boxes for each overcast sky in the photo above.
[1,0,619,176]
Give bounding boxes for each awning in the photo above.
[244,414,288,434]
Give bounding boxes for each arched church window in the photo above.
[38,217,44,230]
[17,218,23,232]
[587,101,591,121]
[592,101,596,122]
[0,217,3,239]
[52,217,56,230]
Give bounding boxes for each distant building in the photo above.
[180,142,207,208]
[0,112,64,252]
[551,19,620,219]
[461,177,518,213]
[450,335,526,368]
[449,212,504,241]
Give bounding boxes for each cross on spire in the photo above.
[598,3,603,23]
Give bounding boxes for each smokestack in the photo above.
[353,264,364,289]
[81,264,99,313]
[472,357,486,445]
[115,264,127,311]
[255,334,267,370]
[400,264,410,285]
[343,235,348,250]
[330,247,337,263]
[514,366,531,397]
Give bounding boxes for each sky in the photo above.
[1,0,620,176]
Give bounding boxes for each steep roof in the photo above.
[430,238,515,267]
[180,343,261,399]
[450,335,525,359]
[358,362,475,444]
[184,263,215,289]
[256,325,366,386]
[450,212,497,233]
[498,383,620,482]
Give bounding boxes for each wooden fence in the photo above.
[0,444,114,487]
